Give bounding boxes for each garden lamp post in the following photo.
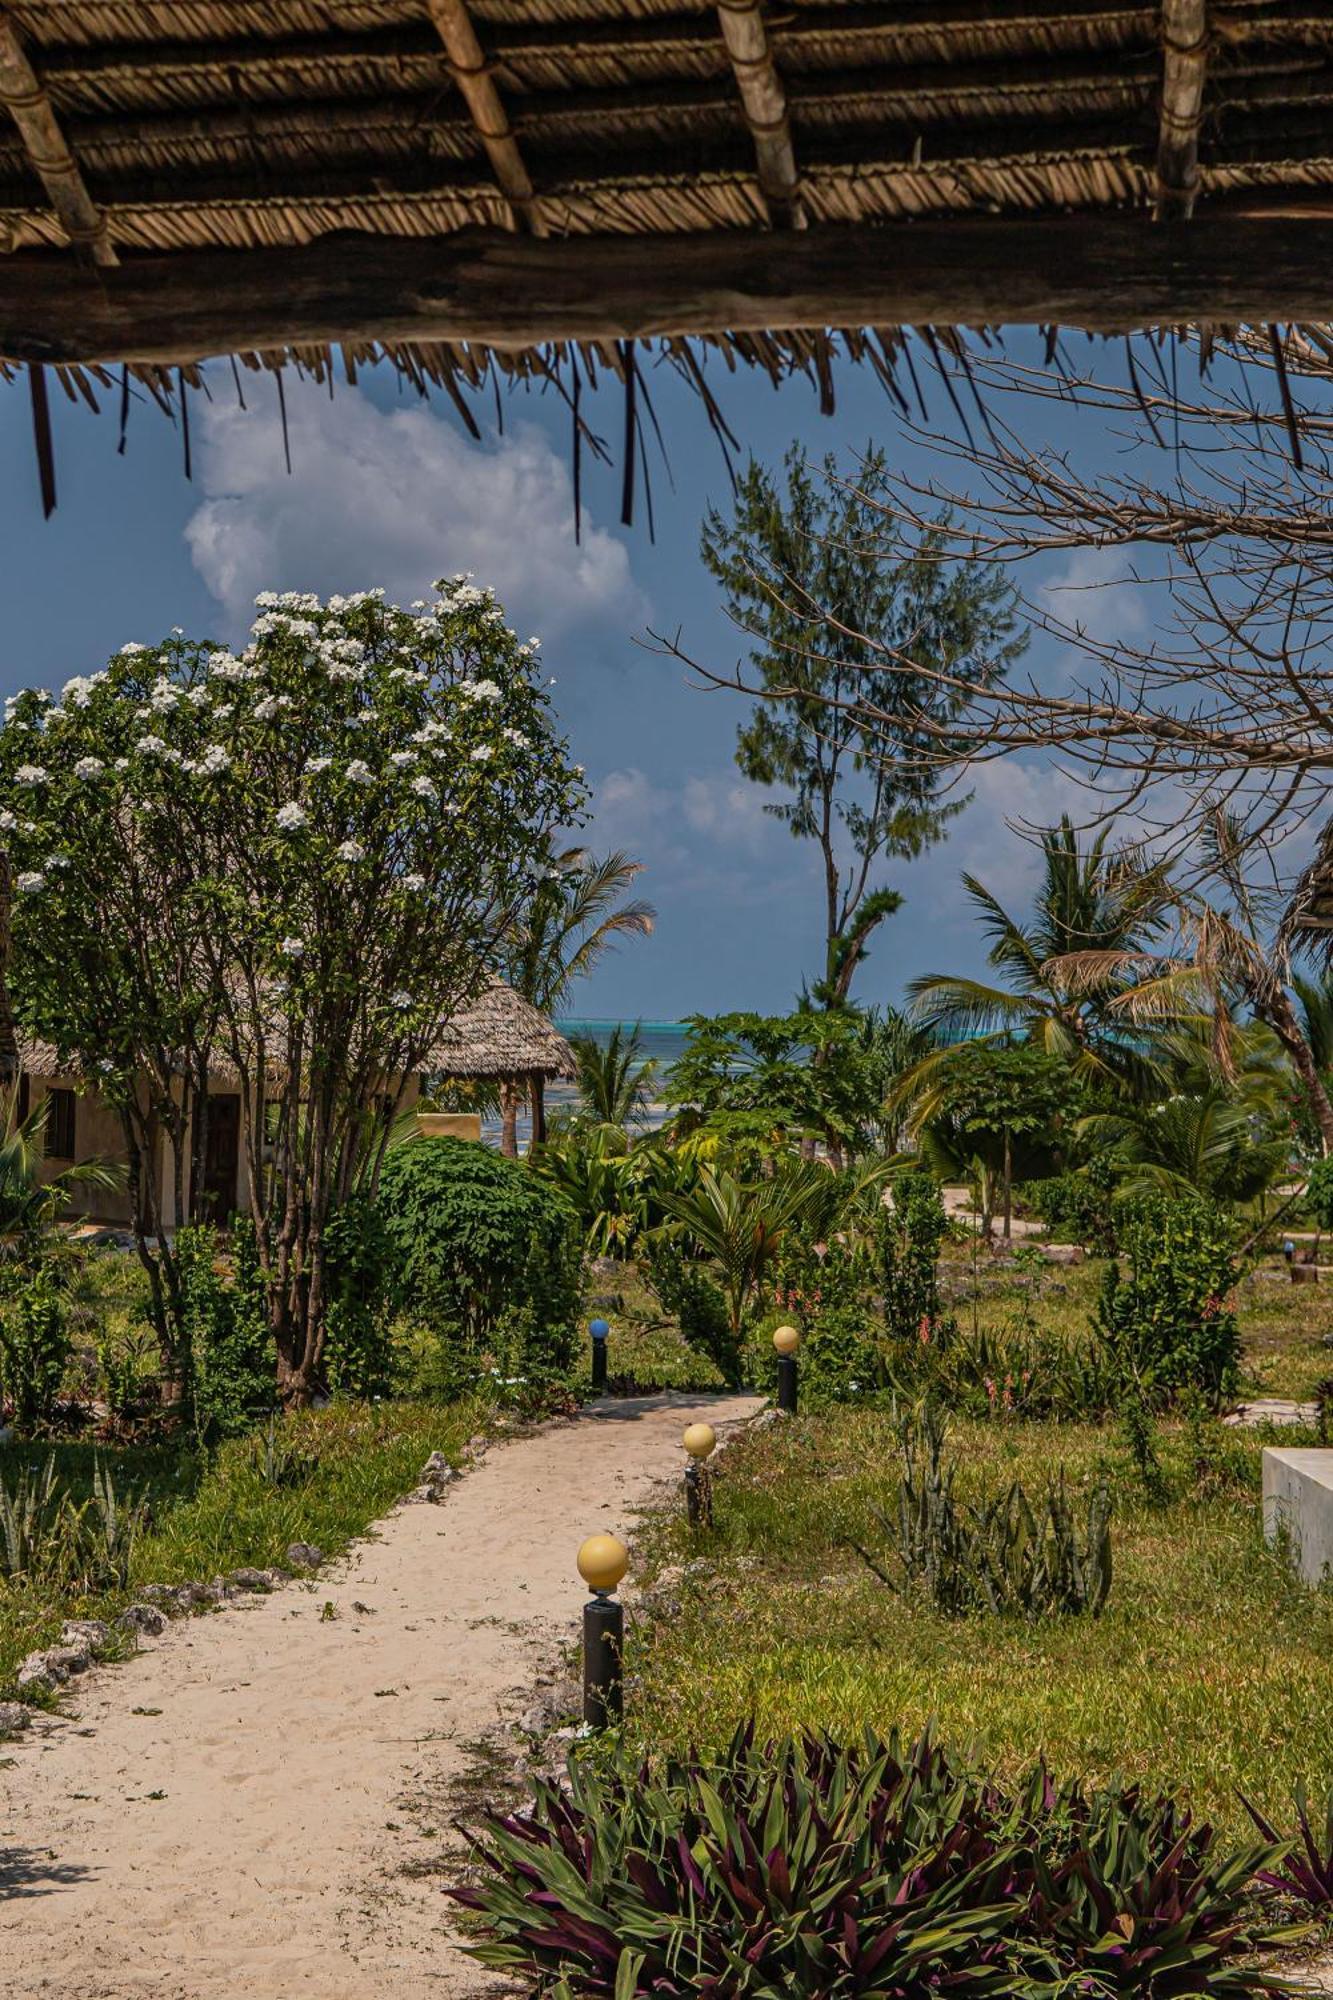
[578,1532,627,1728]
[774,1324,801,1414]
[589,1316,610,1393]
[682,1422,716,1530]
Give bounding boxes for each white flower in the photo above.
[118,642,147,656]
[412,720,447,745]
[44,853,69,870]
[459,678,501,702]
[254,694,293,722]
[345,760,372,784]
[402,872,426,891]
[15,871,45,894]
[304,756,332,775]
[200,744,230,774]
[0,811,14,831]
[502,728,529,750]
[390,990,413,1009]
[275,802,308,832]
[149,678,179,713]
[73,756,104,779]
[278,936,305,959]
[61,674,99,708]
[469,744,494,763]
[14,763,47,786]
[389,751,415,769]
[410,775,438,801]
[135,735,167,757]
[326,664,365,684]
[113,757,129,771]
[336,839,365,862]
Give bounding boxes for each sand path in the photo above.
[1,1392,762,1999]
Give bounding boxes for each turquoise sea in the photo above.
[481,1018,690,1150]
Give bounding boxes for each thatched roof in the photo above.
[16,979,576,1085]
[2,3,1333,509]
[423,980,576,1081]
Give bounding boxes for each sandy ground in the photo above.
[1,1391,762,2000]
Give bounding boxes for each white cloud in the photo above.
[588,764,807,898]
[1039,544,1151,650]
[184,381,647,641]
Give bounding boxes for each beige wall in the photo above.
[25,1068,426,1228]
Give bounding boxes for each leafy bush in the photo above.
[1024,1158,1118,1252]
[644,1240,739,1385]
[771,1230,883,1403]
[376,1138,582,1393]
[454,1725,1290,1998]
[179,1221,274,1438]
[1244,1782,1333,1911]
[940,1323,1119,1423]
[851,1403,1112,1618]
[0,1269,70,1430]
[880,1174,949,1345]
[1094,1194,1241,1404]
[323,1193,397,1399]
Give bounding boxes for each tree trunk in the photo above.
[1002,1130,1013,1241]
[499,1080,519,1157]
[529,1071,546,1149]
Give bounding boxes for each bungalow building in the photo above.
[17,980,575,1227]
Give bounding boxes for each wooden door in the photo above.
[200,1093,241,1222]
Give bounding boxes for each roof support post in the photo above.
[1156,0,1208,221]
[0,9,115,267]
[716,1,804,228]
[425,0,546,235]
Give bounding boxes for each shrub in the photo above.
[880,1175,949,1345]
[0,1269,71,1430]
[376,1139,582,1393]
[1094,1194,1241,1405]
[323,1193,396,1399]
[1243,1782,1333,1911]
[771,1233,883,1403]
[941,1323,1119,1423]
[644,1240,739,1385]
[851,1403,1112,1618]
[179,1221,274,1438]
[453,1725,1290,1999]
[1024,1157,1118,1252]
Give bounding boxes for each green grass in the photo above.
[576,1264,726,1395]
[0,1397,489,1697]
[628,1407,1333,1840]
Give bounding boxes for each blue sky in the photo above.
[0,337,1136,1020]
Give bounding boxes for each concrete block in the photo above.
[1263,1448,1333,1585]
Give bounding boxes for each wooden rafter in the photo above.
[716,1,804,227]
[425,0,545,236]
[7,215,1333,368]
[1156,0,1208,220]
[0,9,114,267]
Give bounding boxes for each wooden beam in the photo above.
[3,215,1333,365]
[1156,0,1208,219]
[716,1,803,227]
[0,10,114,266]
[424,0,545,235]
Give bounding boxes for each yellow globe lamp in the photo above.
[773,1324,802,1357]
[577,1533,629,1596]
[683,1422,717,1461]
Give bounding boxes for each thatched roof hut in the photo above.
[0,2,1330,507]
[423,980,576,1084]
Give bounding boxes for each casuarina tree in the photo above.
[700,444,1026,1006]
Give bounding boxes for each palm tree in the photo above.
[500,848,655,1155]
[0,857,17,1095]
[570,1022,658,1129]
[1074,1028,1290,1204]
[0,1099,122,1257]
[656,1164,826,1346]
[903,817,1174,1096]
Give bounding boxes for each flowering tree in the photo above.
[0,581,584,1404]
